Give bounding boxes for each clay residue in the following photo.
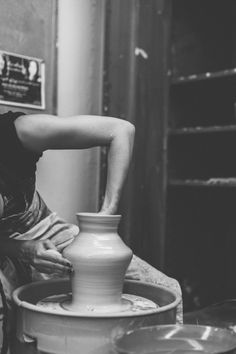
[37,293,158,315]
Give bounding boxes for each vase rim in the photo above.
[76,212,121,219]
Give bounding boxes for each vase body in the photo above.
[63,213,133,312]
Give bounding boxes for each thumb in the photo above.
[43,239,58,251]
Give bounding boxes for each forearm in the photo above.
[100,122,135,214]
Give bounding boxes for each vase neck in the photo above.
[77,213,121,233]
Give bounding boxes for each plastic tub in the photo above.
[112,324,236,354]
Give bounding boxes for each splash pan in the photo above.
[13,279,180,354]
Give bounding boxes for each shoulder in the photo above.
[0,110,25,123]
[0,111,25,147]
[0,111,24,128]
[14,114,61,153]
[0,112,42,178]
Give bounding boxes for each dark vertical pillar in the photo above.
[102,0,171,269]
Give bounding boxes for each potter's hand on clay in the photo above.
[97,207,115,215]
[19,239,72,275]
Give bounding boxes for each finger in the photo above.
[44,240,58,250]
[43,249,73,267]
[34,259,73,275]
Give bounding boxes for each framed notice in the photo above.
[0,50,45,109]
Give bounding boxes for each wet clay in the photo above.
[63,213,133,312]
[37,293,158,315]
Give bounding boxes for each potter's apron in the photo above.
[0,163,79,354]
[0,193,79,354]
[126,255,183,324]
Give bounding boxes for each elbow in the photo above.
[120,120,135,142]
[107,118,135,147]
[125,121,135,149]
[115,120,135,150]
[126,121,135,137]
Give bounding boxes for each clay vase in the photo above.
[63,213,133,313]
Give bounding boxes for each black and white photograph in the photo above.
[0,1,236,354]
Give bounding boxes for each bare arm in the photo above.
[15,114,135,214]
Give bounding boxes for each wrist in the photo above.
[99,207,117,215]
[14,240,33,262]
[100,195,119,215]
[16,240,34,262]
[0,238,29,259]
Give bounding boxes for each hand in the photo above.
[19,239,73,275]
[98,200,118,215]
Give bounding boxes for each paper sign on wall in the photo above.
[0,50,45,110]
